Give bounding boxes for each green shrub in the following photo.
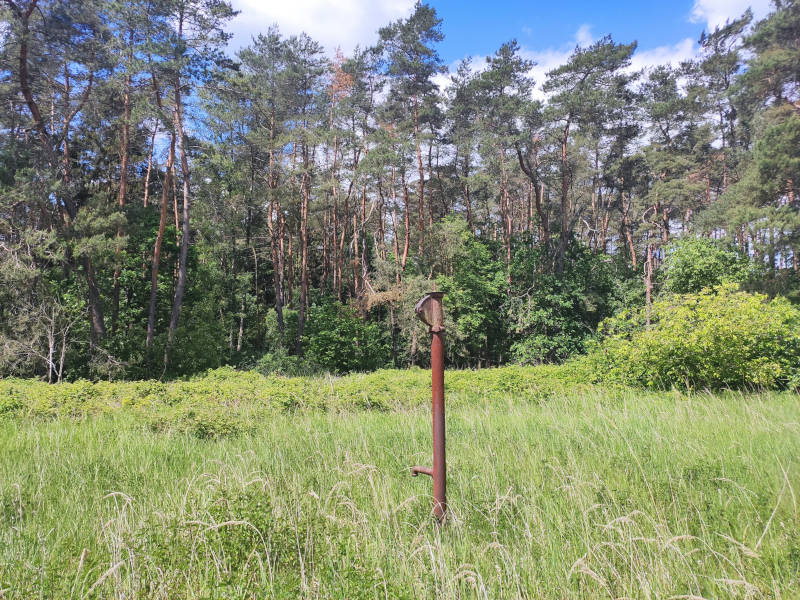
[587,284,800,390]
[507,240,620,363]
[253,347,318,377]
[303,301,391,374]
[0,383,23,415]
[659,237,756,295]
[0,362,597,431]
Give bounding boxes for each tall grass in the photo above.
[0,377,798,598]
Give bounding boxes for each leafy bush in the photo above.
[302,301,391,374]
[507,239,620,364]
[587,284,800,390]
[659,237,756,295]
[0,363,594,431]
[0,385,23,415]
[253,347,317,377]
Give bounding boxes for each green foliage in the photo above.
[0,363,594,430]
[659,237,757,294]
[2,385,800,597]
[435,219,507,367]
[588,284,800,390]
[253,347,316,377]
[302,301,391,374]
[753,106,800,211]
[745,269,800,305]
[507,239,619,364]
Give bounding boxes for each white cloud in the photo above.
[432,71,452,93]
[628,38,697,72]
[574,24,594,48]
[227,0,415,55]
[690,0,772,31]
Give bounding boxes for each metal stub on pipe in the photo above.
[411,290,447,523]
[411,465,433,477]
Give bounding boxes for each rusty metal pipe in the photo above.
[412,290,447,523]
[431,329,446,522]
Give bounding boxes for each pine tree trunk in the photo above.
[645,242,653,327]
[322,209,330,286]
[391,167,402,284]
[557,119,572,273]
[166,71,191,352]
[360,183,368,288]
[142,125,157,208]
[414,95,425,257]
[295,155,310,355]
[621,189,637,269]
[401,172,411,272]
[267,109,284,334]
[112,46,132,335]
[377,179,386,261]
[146,132,175,348]
[427,142,434,227]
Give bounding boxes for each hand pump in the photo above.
[411,287,447,523]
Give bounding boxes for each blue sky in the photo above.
[227,0,772,79]
[430,0,720,62]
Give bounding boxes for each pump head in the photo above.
[415,292,445,333]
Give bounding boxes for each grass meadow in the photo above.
[0,368,799,598]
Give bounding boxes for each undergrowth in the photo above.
[0,368,798,598]
[0,364,593,438]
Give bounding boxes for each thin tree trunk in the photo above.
[464,181,474,235]
[645,242,653,327]
[58,325,67,383]
[266,109,284,334]
[352,212,360,295]
[401,171,411,272]
[391,167,402,284]
[47,320,54,384]
[499,147,511,287]
[142,125,158,208]
[166,65,191,352]
[414,94,425,257]
[427,141,434,227]
[146,131,175,348]
[172,162,180,235]
[112,39,133,335]
[622,189,637,269]
[295,150,310,355]
[59,64,104,340]
[237,293,245,352]
[286,219,294,306]
[333,192,340,300]
[377,178,387,260]
[390,303,398,367]
[590,144,599,252]
[322,209,330,286]
[359,182,368,289]
[557,119,572,274]
[284,212,291,307]
[516,145,549,246]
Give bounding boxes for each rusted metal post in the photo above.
[430,323,446,521]
[411,290,447,523]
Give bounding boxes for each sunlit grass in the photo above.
[0,381,798,598]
